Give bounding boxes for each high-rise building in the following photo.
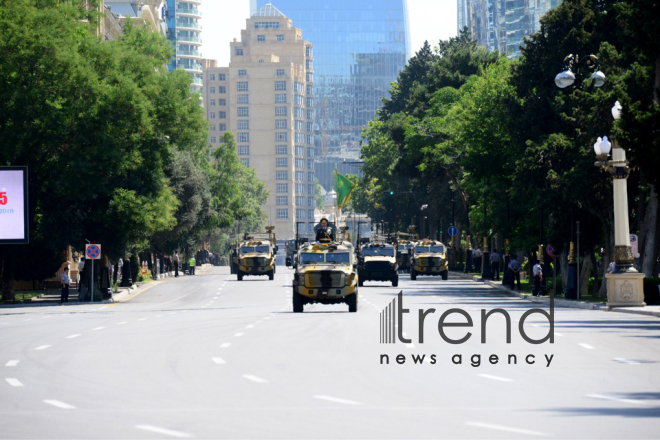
[457,0,563,60]
[166,0,203,92]
[101,1,168,41]
[252,1,411,191]
[203,4,315,238]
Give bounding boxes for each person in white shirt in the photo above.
[78,257,85,293]
[472,247,482,272]
[60,268,70,303]
[532,260,544,297]
[508,255,522,290]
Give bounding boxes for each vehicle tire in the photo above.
[293,291,304,313]
[410,269,417,281]
[268,269,274,280]
[347,290,358,312]
[392,276,399,287]
[441,270,448,280]
[237,271,243,281]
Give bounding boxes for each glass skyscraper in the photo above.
[252,1,411,189]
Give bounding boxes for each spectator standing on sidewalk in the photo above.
[174,251,180,277]
[472,246,482,273]
[78,257,85,293]
[189,255,196,275]
[490,249,501,280]
[508,254,522,290]
[532,259,544,297]
[60,268,70,303]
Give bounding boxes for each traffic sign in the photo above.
[546,244,559,259]
[86,244,101,260]
[448,226,458,237]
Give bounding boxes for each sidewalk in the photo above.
[450,270,660,318]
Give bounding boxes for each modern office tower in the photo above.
[203,4,315,238]
[252,1,411,191]
[166,0,203,92]
[457,0,562,60]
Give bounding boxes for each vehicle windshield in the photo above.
[241,245,270,253]
[362,248,395,257]
[415,245,444,254]
[300,252,351,264]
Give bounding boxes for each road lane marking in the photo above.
[579,343,595,349]
[35,345,51,351]
[6,378,24,387]
[613,358,640,365]
[478,374,513,382]
[313,395,363,405]
[44,400,76,409]
[246,325,255,329]
[92,327,105,331]
[466,422,548,436]
[220,343,231,348]
[242,375,268,383]
[136,425,192,438]
[66,334,81,339]
[117,322,127,325]
[587,394,642,404]
[212,357,226,364]
[5,360,19,367]
[554,332,564,336]
[138,318,147,321]
[234,333,244,337]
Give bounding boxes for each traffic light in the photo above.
[389,191,394,195]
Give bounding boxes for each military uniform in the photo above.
[316,226,335,243]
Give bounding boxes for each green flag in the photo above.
[335,171,357,208]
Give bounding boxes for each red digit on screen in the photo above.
[0,192,7,205]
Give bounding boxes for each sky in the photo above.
[201,0,458,66]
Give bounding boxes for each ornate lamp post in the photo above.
[595,101,645,307]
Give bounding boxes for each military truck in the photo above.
[357,238,398,287]
[410,239,449,280]
[292,227,358,313]
[235,226,278,281]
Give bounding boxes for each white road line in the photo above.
[92,327,105,331]
[43,400,76,409]
[256,320,263,323]
[138,318,147,321]
[117,322,127,325]
[579,343,595,350]
[313,395,364,405]
[478,374,513,382]
[212,357,226,364]
[23,319,32,322]
[466,422,548,437]
[6,378,24,387]
[246,325,255,329]
[242,375,268,383]
[555,332,564,337]
[5,360,19,367]
[234,333,244,337]
[35,345,51,351]
[66,334,81,339]
[587,394,642,404]
[613,358,641,365]
[136,425,192,439]
[220,343,231,348]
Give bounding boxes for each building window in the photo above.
[306,46,312,57]
[276,183,288,193]
[276,171,288,180]
[235,48,243,56]
[240,158,249,167]
[210,112,216,119]
[276,132,287,142]
[295,120,303,131]
[296,183,304,194]
[308,184,314,194]
[210,74,215,81]
[210,99,216,106]
[307,109,314,120]
[210,125,216,131]
[294,108,303,118]
[238,69,247,76]
[308,209,314,220]
[307,160,314,170]
[295,158,304,168]
[237,132,249,143]
[307,97,313,107]
[294,132,304,143]
[218,99,226,106]
[237,107,249,117]
[308,197,314,207]
[259,59,264,63]
[295,146,304,156]
[218,86,226,93]
[237,81,248,92]
[275,106,287,116]
[276,145,287,155]
[275,119,287,129]
[295,171,304,181]
[276,196,288,206]
[306,72,313,82]
[210,87,216,93]
[294,82,304,93]
[275,81,287,91]
[294,95,303,106]
[276,208,288,219]
[218,111,226,119]
[306,59,313,70]
[307,122,313,132]
[307,134,314,145]
[255,21,280,29]
[296,196,304,206]
[275,94,287,104]
[257,35,265,42]
[219,124,227,131]
[237,120,249,130]
[307,147,314,157]
[210,136,216,143]
[238,145,249,156]
[277,69,285,77]
[307,172,314,182]
[218,74,226,81]
[277,34,284,41]
[276,157,288,168]
[237,94,248,104]
[307,85,313,95]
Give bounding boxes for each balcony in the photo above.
[177,49,202,59]
[176,35,202,45]
[179,62,202,73]
[176,7,201,18]
[176,20,201,31]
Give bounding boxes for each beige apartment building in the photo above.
[203,4,315,239]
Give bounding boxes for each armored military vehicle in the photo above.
[357,237,398,287]
[410,239,449,281]
[235,226,278,281]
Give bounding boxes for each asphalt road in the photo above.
[1,266,659,439]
